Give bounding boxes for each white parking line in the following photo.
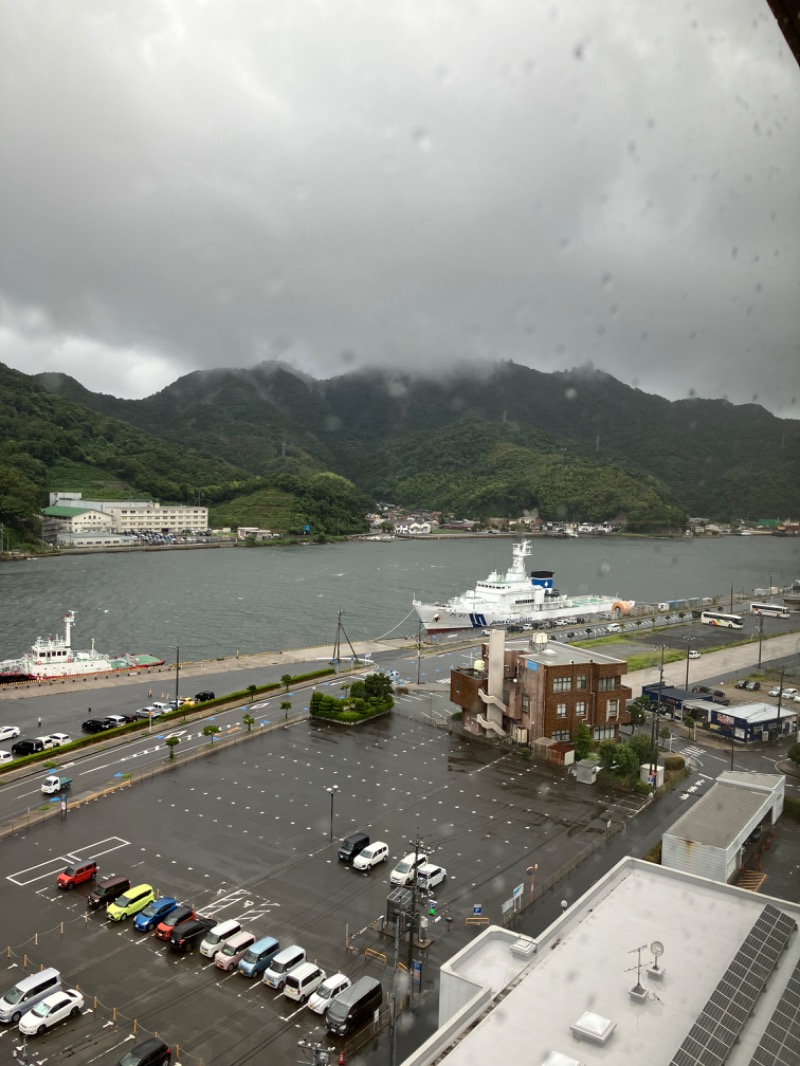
[7,836,129,886]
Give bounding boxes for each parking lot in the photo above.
[0,709,647,1066]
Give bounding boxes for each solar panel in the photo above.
[669,905,796,1066]
[749,951,800,1065]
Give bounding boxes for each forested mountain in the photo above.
[12,358,799,549]
[37,360,800,523]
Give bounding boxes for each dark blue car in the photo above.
[133,897,179,933]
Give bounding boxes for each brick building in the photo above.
[450,630,631,745]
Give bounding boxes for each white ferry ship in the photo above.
[0,611,164,683]
[412,539,635,633]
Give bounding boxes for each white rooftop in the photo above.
[412,858,800,1066]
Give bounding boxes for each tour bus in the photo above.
[699,610,744,629]
[750,603,790,619]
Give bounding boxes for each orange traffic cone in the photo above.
[339,1052,345,1065]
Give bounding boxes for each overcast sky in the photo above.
[1,0,798,416]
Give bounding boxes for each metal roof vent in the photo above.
[569,1011,616,1046]
[531,633,548,647]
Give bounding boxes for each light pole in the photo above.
[684,636,693,692]
[649,646,666,795]
[417,618,422,685]
[526,863,538,904]
[326,785,339,842]
[757,614,765,669]
[174,643,181,707]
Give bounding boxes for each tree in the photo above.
[247,684,257,702]
[203,724,221,744]
[242,713,255,733]
[280,700,292,719]
[628,733,653,764]
[574,721,593,761]
[165,736,180,761]
[627,696,650,728]
[281,674,292,693]
[788,742,800,767]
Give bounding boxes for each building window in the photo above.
[607,699,619,719]
[556,703,567,718]
[521,694,529,712]
[551,730,570,742]
[593,725,616,740]
[598,675,621,692]
[575,701,587,717]
[553,677,572,693]
[576,675,587,690]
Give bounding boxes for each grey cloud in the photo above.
[0,0,797,415]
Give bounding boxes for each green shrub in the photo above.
[663,754,686,771]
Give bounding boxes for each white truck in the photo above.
[41,774,72,795]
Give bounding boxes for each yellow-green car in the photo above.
[107,884,155,921]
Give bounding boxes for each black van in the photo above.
[326,976,382,1036]
[338,832,369,864]
[87,875,131,910]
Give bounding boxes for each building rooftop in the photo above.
[723,702,798,724]
[413,857,800,1066]
[664,773,782,849]
[522,639,624,668]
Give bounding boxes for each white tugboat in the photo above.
[413,539,634,633]
[0,611,164,683]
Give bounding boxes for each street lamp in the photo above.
[684,636,693,692]
[417,618,422,685]
[326,785,340,842]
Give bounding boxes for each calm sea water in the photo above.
[1,536,798,663]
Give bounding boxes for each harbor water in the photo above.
[0,536,798,664]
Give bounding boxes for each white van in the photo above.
[353,841,389,871]
[0,968,62,1024]
[284,962,326,1003]
[262,945,306,990]
[416,863,447,891]
[200,918,242,958]
[390,852,428,886]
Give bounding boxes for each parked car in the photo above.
[47,733,72,747]
[734,680,748,689]
[135,706,165,720]
[768,687,782,697]
[745,681,761,691]
[214,930,257,972]
[194,691,215,703]
[0,726,20,743]
[416,863,447,891]
[390,852,428,886]
[692,685,711,695]
[782,688,798,699]
[88,875,131,911]
[12,739,44,756]
[133,897,179,933]
[115,1037,172,1066]
[83,718,114,733]
[308,972,351,1015]
[353,841,389,870]
[168,916,216,953]
[18,988,83,1036]
[37,735,60,749]
[57,860,97,889]
[0,751,12,765]
[155,905,195,939]
[106,884,155,921]
[688,650,701,659]
[105,713,138,726]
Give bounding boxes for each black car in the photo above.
[116,1037,172,1066]
[745,681,761,691]
[82,718,114,734]
[11,738,44,756]
[168,916,216,953]
[194,690,215,703]
[734,680,748,690]
[692,685,711,694]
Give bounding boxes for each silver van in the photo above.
[0,968,62,1024]
[284,962,326,1003]
[200,918,242,958]
[262,945,306,990]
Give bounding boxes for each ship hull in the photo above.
[413,599,620,633]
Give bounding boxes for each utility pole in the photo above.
[776,666,785,736]
[757,614,764,669]
[174,644,180,706]
[649,647,665,795]
[416,619,422,685]
[406,831,422,974]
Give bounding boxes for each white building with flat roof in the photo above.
[46,492,208,536]
[402,856,800,1066]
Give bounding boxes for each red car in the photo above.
[154,905,194,940]
[57,860,98,889]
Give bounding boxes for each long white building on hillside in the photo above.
[42,492,208,545]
